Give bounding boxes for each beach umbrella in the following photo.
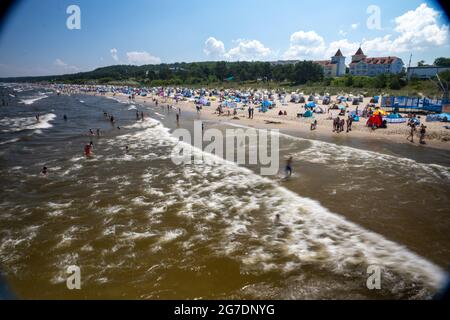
[338,105,346,110]
[306,101,316,108]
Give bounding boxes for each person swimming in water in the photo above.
[35,114,40,122]
[89,128,94,135]
[125,145,129,153]
[63,114,67,121]
[96,128,100,136]
[41,166,48,175]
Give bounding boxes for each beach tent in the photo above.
[426,113,450,122]
[260,100,272,112]
[384,113,406,124]
[349,111,360,122]
[303,110,313,118]
[199,97,209,105]
[314,106,324,114]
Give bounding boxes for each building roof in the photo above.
[354,47,365,55]
[334,49,343,57]
[313,60,333,66]
[350,56,400,66]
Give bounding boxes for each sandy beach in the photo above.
[101,92,450,152]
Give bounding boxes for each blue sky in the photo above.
[0,0,449,76]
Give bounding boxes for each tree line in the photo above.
[0,61,324,86]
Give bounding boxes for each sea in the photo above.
[0,83,449,299]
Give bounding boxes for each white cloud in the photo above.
[283,30,326,59]
[389,3,449,52]
[224,39,272,61]
[203,37,225,56]
[110,48,119,62]
[351,23,359,30]
[126,51,161,65]
[354,3,449,55]
[339,30,347,37]
[325,39,360,58]
[54,58,79,72]
[323,3,449,59]
[203,37,272,61]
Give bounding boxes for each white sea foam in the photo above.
[227,122,450,182]
[129,117,446,291]
[0,138,20,145]
[0,113,56,133]
[159,229,185,243]
[20,95,48,105]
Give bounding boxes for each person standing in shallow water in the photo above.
[407,121,416,143]
[419,124,426,145]
[284,156,293,178]
[346,116,353,133]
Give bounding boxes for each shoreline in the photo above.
[94,91,450,153]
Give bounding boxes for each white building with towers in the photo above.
[313,49,346,77]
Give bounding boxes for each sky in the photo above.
[0,0,449,77]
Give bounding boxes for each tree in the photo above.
[417,60,426,67]
[214,61,227,81]
[434,57,450,67]
[344,75,353,87]
[374,73,387,88]
[290,61,323,85]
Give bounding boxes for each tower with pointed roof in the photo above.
[331,49,346,77]
[351,47,367,64]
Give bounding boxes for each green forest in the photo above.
[1,58,449,98]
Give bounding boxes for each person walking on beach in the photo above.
[419,124,426,145]
[141,111,145,121]
[176,112,180,125]
[310,120,317,131]
[346,116,353,133]
[333,117,339,133]
[136,110,140,120]
[407,121,416,143]
[96,128,100,136]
